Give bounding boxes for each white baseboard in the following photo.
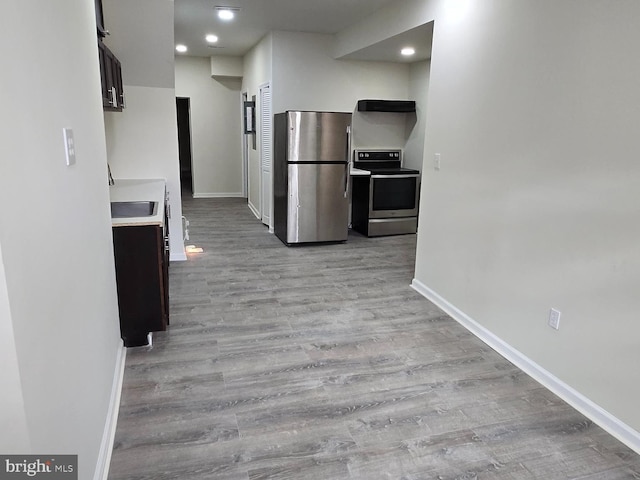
[192,192,245,198]
[410,278,640,455]
[247,201,260,220]
[93,342,127,480]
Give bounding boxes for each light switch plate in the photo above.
[63,128,76,166]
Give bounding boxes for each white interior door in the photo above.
[259,83,272,228]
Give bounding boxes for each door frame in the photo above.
[175,96,194,197]
[241,92,249,199]
[259,82,272,231]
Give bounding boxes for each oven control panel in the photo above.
[355,150,402,162]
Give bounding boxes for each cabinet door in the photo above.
[113,56,124,108]
[113,225,166,347]
[105,49,118,109]
[98,42,111,108]
[95,0,107,38]
[98,41,123,111]
[162,211,170,326]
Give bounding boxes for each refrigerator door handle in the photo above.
[344,126,351,198]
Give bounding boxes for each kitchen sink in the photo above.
[111,201,158,218]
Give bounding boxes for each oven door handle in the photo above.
[371,174,420,179]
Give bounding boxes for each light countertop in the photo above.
[350,166,371,177]
[109,179,166,227]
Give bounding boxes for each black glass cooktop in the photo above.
[359,166,420,175]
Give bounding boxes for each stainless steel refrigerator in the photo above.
[274,111,352,245]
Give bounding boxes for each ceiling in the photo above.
[174,0,432,63]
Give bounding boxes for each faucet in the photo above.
[108,164,115,186]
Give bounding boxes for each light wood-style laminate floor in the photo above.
[108,197,640,480]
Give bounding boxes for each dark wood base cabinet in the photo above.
[112,225,169,347]
[351,176,371,236]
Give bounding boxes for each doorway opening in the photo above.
[176,97,193,198]
[242,92,249,200]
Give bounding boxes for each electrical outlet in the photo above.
[548,308,561,330]
[434,153,441,171]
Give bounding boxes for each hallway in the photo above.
[108,197,640,479]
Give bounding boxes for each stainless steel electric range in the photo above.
[351,149,420,237]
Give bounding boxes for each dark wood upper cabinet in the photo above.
[96,0,124,111]
[99,41,124,111]
[95,0,107,38]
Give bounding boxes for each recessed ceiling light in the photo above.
[218,9,233,20]
[401,47,416,56]
[205,34,219,43]
[176,44,188,53]
[215,6,240,21]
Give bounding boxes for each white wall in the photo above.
[103,85,184,261]
[175,56,244,198]
[0,0,123,476]
[242,34,273,217]
[211,56,244,77]
[350,59,429,171]
[335,0,435,60]
[271,31,410,114]
[341,0,640,440]
[405,60,430,171]
[351,111,411,154]
[0,246,30,451]
[102,0,175,88]
[102,0,185,260]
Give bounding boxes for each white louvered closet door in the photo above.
[259,83,272,228]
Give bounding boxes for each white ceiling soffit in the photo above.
[174,0,400,58]
[338,22,434,64]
